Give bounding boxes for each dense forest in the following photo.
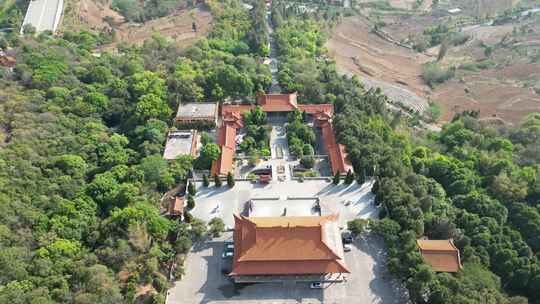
[270,1,540,303]
[0,0,269,302]
[1,0,539,303]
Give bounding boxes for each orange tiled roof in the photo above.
[298,104,334,115]
[211,146,234,176]
[214,94,348,176]
[257,93,298,112]
[211,117,239,176]
[222,105,255,117]
[417,240,462,273]
[319,121,353,175]
[231,214,349,276]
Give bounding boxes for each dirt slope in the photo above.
[61,0,212,51]
[326,17,432,113]
[327,16,540,124]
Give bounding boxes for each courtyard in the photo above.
[166,231,408,304]
[189,179,378,229]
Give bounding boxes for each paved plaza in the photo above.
[189,179,378,229]
[166,232,408,304]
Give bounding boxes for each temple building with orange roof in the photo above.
[417,239,462,273]
[211,93,352,177]
[230,214,349,283]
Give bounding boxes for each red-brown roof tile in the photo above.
[319,121,352,175]
[417,240,462,273]
[257,93,298,112]
[231,215,349,276]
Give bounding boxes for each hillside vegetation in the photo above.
[0,0,538,303]
[0,0,269,302]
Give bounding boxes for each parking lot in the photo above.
[166,232,408,304]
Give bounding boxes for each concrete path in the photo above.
[21,0,63,34]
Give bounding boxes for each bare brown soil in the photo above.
[61,0,212,51]
[432,72,540,123]
[326,17,431,98]
[328,13,540,125]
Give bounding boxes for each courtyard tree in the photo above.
[196,143,221,170]
[187,196,195,210]
[300,155,315,169]
[202,174,209,187]
[348,219,368,236]
[357,170,366,185]
[208,218,226,237]
[333,172,341,185]
[190,218,207,240]
[187,181,196,195]
[227,172,235,188]
[214,174,222,187]
[344,169,354,184]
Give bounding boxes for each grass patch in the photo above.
[459,59,496,71]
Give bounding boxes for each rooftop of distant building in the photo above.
[417,239,462,273]
[163,130,198,160]
[176,102,218,120]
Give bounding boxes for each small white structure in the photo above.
[21,0,64,34]
[448,8,462,15]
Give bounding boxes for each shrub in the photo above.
[214,174,222,187]
[344,169,354,184]
[425,102,442,123]
[202,174,209,187]
[187,196,195,210]
[227,172,235,188]
[300,155,315,169]
[209,218,225,237]
[449,32,469,46]
[422,63,455,87]
[333,172,340,185]
[175,236,192,254]
[348,219,368,236]
[187,181,196,195]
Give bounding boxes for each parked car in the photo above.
[222,251,233,259]
[224,242,234,252]
[343,243,352,252]
[342,231,353,244]
[310,282,323,289]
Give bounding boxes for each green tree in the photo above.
[344,169,354,184]
[348,219,367,236]
[214,174,222,187]
[196,143,220,170]
[135,93,172,121]
[227,172,235,188]
[187,196,195,210]
[300,155,315,169]
[187,181,196,196]
[333,171,341,185]
[208,218,225,237]
[175,236,192,254]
